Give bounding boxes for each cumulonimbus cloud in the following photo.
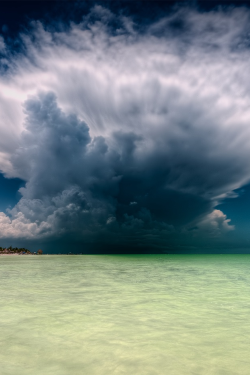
[0,5,248,248]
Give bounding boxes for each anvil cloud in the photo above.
[1,5,249,251]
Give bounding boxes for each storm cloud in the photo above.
[0,5,249,251]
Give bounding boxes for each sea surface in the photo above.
[0,255,250,375]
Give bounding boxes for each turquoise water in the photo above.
[0,255,250,375]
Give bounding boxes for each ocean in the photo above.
[0,255,249,374]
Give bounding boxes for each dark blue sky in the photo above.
[1,1,250,34]
[0,174,23,212]
[1,0,250,253]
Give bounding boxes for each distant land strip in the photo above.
[0,247,43,255]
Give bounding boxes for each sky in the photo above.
[1,0,250,253]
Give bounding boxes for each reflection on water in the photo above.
[0,255,250,375]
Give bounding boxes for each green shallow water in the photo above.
[0,255,250,375]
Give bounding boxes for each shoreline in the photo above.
[0,254,33,256]
[0,254,89,256]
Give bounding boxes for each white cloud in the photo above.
[196,209,235,236]
[0,211,50,239]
